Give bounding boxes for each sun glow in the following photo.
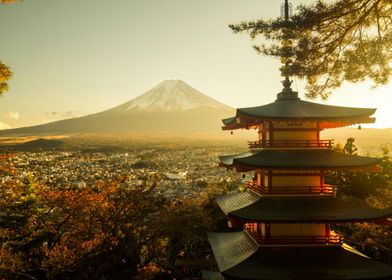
[303,81,392,129]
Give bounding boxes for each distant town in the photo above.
[4,145,243,200]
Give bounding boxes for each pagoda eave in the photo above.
[219,163,257,172]
[219,150,381,172]
[216,192,392,223]
[208,231,392,280]
[220,162,381,173]
[227,213,392,224]
[222,117,376,131]
[221,97,377,131]
[237,113,376,123]
[229,99,376,122]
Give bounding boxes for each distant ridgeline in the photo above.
[10,138,66,151]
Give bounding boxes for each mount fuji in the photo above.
[121,79,229,112]
[0,80,234,136]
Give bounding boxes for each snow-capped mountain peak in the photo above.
[0,79,235,135]
[124,79,229,111]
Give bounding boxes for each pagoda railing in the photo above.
[247,181,337,196]
[245,227,343,245]
[248,139,334,149]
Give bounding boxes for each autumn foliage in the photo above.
[0,156,225,279]
[327,140,392,263]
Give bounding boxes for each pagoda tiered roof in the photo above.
[216,191,392,223]
[222,97,376,130]
[208,231,392,280]
[219,150,381,171]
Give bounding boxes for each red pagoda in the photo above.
[205,2,392,279]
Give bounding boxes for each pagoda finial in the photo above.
[281,76,293,92]
[280,0,293,23]
[277,0,298,100]
[284,0,290,22]
[282,0,292,87]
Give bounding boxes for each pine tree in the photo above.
[0,61,12,95]
[0,0,17,94]
[230,0,392,99]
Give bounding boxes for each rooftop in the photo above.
[208,231,392,280]
[219,150,381,171]
[215,191,392,223]
[222,96,376,130]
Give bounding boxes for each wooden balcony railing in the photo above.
[247,181,337,196]
[248,139,334,149]
[245,227,343,245]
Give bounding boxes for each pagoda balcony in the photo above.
[248,139,334,149]
[245,227,343,246]
[247,181,337,196]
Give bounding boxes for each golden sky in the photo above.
[0,0,391,129]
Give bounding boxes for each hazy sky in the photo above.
[1,0,392,129]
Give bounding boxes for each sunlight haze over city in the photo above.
[1,0,392,129]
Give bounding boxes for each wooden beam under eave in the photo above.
[222,124,245,131]
[228,217,244,228]
[372,218,392,226]
[329,165,382,173]
[230,114,376,130]
[222,124,260,131]
[218,163,255,173]
[220,164,382,173]
[234,165,257,172]
[319,118,376,129]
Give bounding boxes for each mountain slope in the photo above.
[116,79,229,111]
[0,80,234,136]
